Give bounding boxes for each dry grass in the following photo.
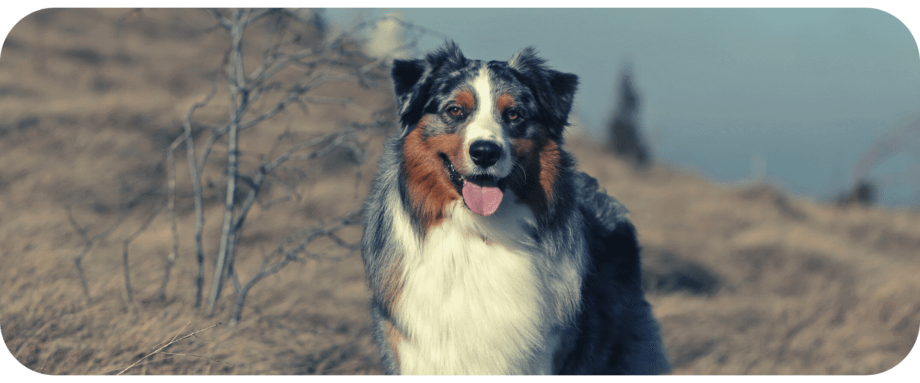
[1,9,918,375]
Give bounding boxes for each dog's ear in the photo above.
[391,58,433,135]
[546,69,579,127]
[391,58,427,121]
[509,47,579,137]
[391,42,467,134]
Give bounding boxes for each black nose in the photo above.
[469,140,502,168]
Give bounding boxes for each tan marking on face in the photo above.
[402,121,464,230]
[496,93,515,113]
[455,90,475,113]
[510,133,560,215]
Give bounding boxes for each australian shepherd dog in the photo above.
[361,42,669,375]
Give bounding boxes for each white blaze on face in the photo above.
[455,67,515,217]
[461,67,513,179]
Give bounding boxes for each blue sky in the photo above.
[326,8,920,207]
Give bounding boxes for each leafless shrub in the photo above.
[69,8,442,327]
[183,8,388,320]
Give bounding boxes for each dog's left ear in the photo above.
[546,69,579,127]
[509,47,579,136]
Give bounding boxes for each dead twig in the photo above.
[121,206,163,304]
[228,211,361,327]
[177,76,218,308]
[67,205,128,301]
[116,321,223,375]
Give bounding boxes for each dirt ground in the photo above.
[1,9,918,375]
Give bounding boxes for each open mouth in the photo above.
[440,154,507,216]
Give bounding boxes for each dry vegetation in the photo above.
[1,9,918,375]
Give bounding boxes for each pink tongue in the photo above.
[461,179,504,216]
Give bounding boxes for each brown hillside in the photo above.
[1,9,918,375]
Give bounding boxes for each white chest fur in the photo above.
[393,194,563,374]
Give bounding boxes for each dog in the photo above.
[361,42,669,375]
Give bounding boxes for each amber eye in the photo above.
[507,110,522,121]
[448,106,463,117]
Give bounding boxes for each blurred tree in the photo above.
[836,179,877,206]
[607,65,651,169]
[848,115,920,208]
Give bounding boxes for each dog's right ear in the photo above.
[392,59,426,103]
[391,59,429,134]
[391,42,466,134]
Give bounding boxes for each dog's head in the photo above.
[393,42,578,227]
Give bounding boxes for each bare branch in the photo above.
[180,78,219,308]
[228,211,361,327]
[116,321,223,375]
[163,134,184,303]
[206,9,249,317]
[67,204,128,301]
[122,206,163,304]
[208,9,232,30]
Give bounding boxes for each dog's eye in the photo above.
[506,109,524,121]
[448,106,464,117]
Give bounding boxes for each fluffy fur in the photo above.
[361,42,669,375]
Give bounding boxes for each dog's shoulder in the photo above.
[572,171,632,234]
[573,170,643,288]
